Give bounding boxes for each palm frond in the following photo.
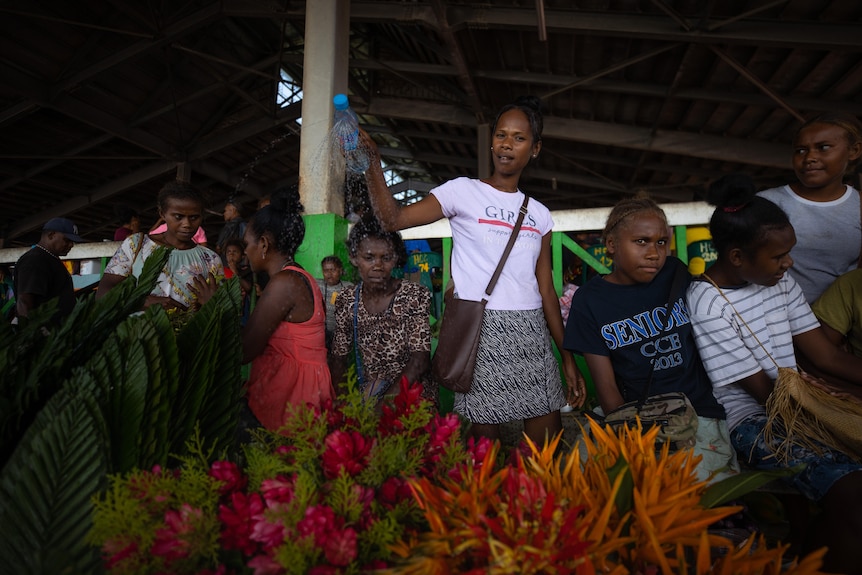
[0,248,169,467]
[194,278,243,455]
[0,385,109,574]
[170,293,221,457]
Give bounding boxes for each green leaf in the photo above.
[606,454,634,517]
[136,306,179,469]
[193,279,243,456]
[0,247,170,468]
[171,291,221,456]
[0,387,109,574]
[699,464,806,509]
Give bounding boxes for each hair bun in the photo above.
[514,95,542,114]
[269,184,304,216]
[706,173,757,209]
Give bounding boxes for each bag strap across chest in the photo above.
[480,194,530,302]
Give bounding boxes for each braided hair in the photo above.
[248,185,305,257]
[602,193,668,244]
[706,173,791,257]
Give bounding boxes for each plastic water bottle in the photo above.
[332,93,370,173]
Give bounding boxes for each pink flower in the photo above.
[250,516,285,551]
[378,477,413,509]
[260,476,295,506]
[324,527,358,566]
[219,491,265,555]
[296,505,338,543]
[274,445,295,459]
[378,377,424,435]
[354,484,375,509]
[321,430,373,479]
[307,567,339,575]
[248,554,284,575]
[424,413,460,463]
[209,461,247,494]
[102,537,138,570]
[151,504,203,564]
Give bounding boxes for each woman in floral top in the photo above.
[97,180,223,310]
[329,217,435,407]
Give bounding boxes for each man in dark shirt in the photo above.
[14,217,82,320]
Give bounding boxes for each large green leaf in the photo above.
[194,279,243,455]
[108,319,155,473]
[171,299,220,456]
[699,464,806,509]
[136,306,179,469]
[0,248,170,467]
[0,386,109,574]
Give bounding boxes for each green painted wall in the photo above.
[297,213,353,280]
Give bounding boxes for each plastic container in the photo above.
[332,93,370,173]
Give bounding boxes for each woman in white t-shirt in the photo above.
[362,96,584,446]
[758,112,862,303]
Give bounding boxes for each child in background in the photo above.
[316,255,353,350]
[758,112,862,303]
[563,194,737,483]
[687,173,862,574]
[223,238,253,326]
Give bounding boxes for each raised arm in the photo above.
[360,129,445,231]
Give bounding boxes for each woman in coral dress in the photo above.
[206,185,332,431]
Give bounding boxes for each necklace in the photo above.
[35,243,59,259]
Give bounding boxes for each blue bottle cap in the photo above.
[333,93,349,110]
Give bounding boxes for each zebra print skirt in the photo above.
[453,308,567,425]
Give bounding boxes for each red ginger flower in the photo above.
[321,430,373,479]
[247,554,283,575]
[151,504,204,564]
[378,377,423,435]
[219,491,265,555]
[425,413,460,462]
[324,527,358,566]
[250,515,285,551]
[297,504,340,543]
[379,476,413,509]
[260,475,295,506]
[102,537,138,570]
[209,460,247,495]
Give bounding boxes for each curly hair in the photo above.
[157,180,204,214]
[347,217,407,268]
[248,185,305,257]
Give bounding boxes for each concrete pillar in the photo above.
[176,162,192,183]
[298,0,350,217]
[477,122,491,179]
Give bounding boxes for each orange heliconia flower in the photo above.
[385,421,828,575]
